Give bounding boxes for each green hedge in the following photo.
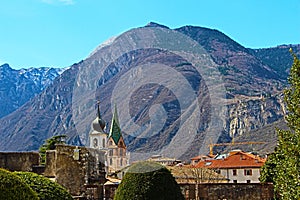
[14,172,73,200]
[0,168,39,200]
[114,161,184,200]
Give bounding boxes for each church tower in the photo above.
[89,101,108,149]
[107,105,128,173]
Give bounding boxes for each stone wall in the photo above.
[180,184,196,200]
[102,182,274,200]
[103,184,118,200]
[0,145,107,198]
[44,144,107,197]
[43,150,56,177]
[198,183,274,200]
[0,152,39,172]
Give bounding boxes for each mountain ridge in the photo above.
[0,64,66,118]
[0,23,299,161]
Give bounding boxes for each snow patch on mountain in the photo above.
[0,64,67,118]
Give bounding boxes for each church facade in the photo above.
[89,102,129,174]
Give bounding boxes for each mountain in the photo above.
[219,118,288,156]
[250,44,300,79]
[0,23,299,161]
[0,64,65,118]
[175,26,285,97]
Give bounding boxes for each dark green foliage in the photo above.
[253,45,300,79]
[114,161,184,200]
[39,135,66,164]
[14,171,73,200]
[217,66,230,75]
[0,168,39,200]
[260,50,300,199]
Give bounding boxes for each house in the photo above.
[147,155,181,166]
[195,150,266,183]
[190,154,214,166]
[167,166,228,184]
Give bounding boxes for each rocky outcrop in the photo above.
[226,94,285,138]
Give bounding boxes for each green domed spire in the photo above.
[108,104,122,144]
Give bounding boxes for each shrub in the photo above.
[14,171,73,200]
[114,161,184,200]
[0,168,39,200]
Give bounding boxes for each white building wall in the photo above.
[220,168,261,183]
[89,134,107,149]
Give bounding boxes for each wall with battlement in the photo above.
[0,152,39,172]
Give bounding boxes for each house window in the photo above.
[120,148,123,156]
[244,169,252,176]
[247,180,251,183]
[233,180,237,183]
[214,169,220,174]
[120,158,123,166]
[232,169,237,176]
[109,141,113,146]
[110,158,113,165]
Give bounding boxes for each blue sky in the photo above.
[0,0,299,69]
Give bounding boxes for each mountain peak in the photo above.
[0,64,65,119]
[145,22,170,29]
[0,63,11,71]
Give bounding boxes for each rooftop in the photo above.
[195,150,266,169]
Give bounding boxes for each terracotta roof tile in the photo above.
[195,151,265,169]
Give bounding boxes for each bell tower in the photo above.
[107,105,128,173]
[89,101,108,149]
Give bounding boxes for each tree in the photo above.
[14,171,73,200]
[0,168,39,200]
[260,50,300,199]
[114,161,184,200]
[39,135,67,164]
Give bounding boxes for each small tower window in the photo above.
[93,138,98,148]
[102,138,106,148]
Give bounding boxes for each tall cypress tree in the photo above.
[260,49,300,199]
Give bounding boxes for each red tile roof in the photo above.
[195,151,266,169]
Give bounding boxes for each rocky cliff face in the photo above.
[0,64,65,118]
[226,94,285,137]
[181,93,286,160]
[0,23,298,161]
